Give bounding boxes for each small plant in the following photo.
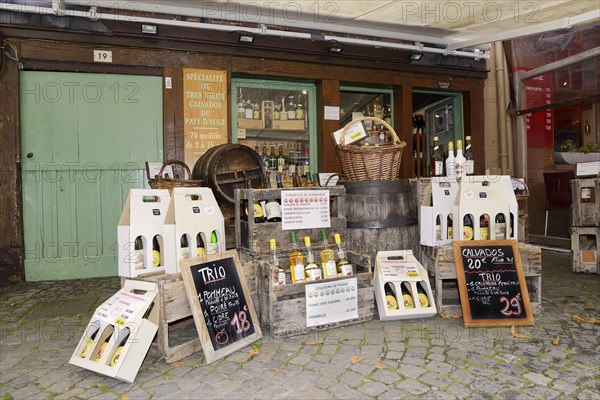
[557,139,600,153]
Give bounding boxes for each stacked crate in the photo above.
[234,186,375,338]
[570,177,599,274]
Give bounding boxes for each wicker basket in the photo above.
[148,160,203,191]
[336,117,406,181]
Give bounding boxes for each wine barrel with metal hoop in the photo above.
[341,179,420,264]
[192,144,265,205]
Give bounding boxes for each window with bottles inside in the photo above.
[339,88,393,145]
[232,79,317,188]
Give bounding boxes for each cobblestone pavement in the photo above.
[1,250,599,399]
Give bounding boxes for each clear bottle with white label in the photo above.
[319,230,338,279]
[304,236,322,282]
[270,239,285,285]
[445,141,456,181]
[288,232,305,283]
[455,139,466,178]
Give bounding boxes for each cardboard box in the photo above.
[419,178,459,246]
[373,250,437,320]
[453,176,518,241]
[117,189,171,278]
[69,280,159,383]
[163,187,225,274]
[238,118,264,130]
[272,119,304,130]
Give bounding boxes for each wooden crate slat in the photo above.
[571,178,600,227]
[571,226,599,274]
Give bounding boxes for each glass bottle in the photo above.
[280,97,288,120]
[237,88,245,119]
[134,236,144,269]
[270,239,285,286]
[464,136,475,175]
[265,198,282,222]
[400,282,415,308]
[152,236,161,268]
[79,322,100,358]
[274,104,281,120]
[269,144,277,171]
[109,327,131,367]
[319,230,338,279]
[261,144,269,170]
[447,214,454,240]
[244,99,253,119]
[277,144,286,173]
[435,215,442,241]
[180,235,189,259]
[445,141,456,181]
[463,215,474,240]
[253,103,260,120]
[287,97,296,120]
[206,231,219,255]
[417,282,430,308]
[480,214,489,240]
[288,232,305,283]
[430,136,444,177]
[384,104,392,125]
[334,233,353,276]
[295,96,305,120]
[244,171,265,223]
[303,236,322,281]
[93,331,113,362]
[495,213,506,239]
[196,233,206,256]
[455,139,466,178]
[384,283,398,310]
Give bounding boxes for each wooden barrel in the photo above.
[341,180,420,265]
[192,144,265,204]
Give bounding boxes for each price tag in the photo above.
[281,190,330,230]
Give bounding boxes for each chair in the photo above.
[543,170,574,236]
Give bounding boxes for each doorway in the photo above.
[20,71,163,280]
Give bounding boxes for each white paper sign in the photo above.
[146,162,174,179]
[378,260,421,281]
[94,290,148,325]
[324,106,340,120]
[319,173,339,187]
[332,120,367,146]
[281,190,330,230]
[306,278,358,326]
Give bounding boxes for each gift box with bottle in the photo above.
[69,280,159,383]
[117,189,172,278]
[162,187,225,274]
[453,176,519,242]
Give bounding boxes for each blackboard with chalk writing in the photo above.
[181,250,262,364]
[452,240,534,328]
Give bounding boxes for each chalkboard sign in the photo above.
[181,250,262,363]
[452,240,534,328]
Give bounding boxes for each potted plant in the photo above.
[554,140,600,164]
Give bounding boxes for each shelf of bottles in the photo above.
[232,79,317,188]
[339,88,394,146]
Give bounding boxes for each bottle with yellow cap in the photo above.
[334,233,353,276]
[288,232,305,283]
[319,230,338,279]
[270,239,286,285]
[303,236,322,281]
[384,283,398,310]
[109,327,130,367]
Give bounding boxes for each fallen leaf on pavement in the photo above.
[572,315,600,324]
[308,340,323,345]
[510,325,531,339]
[351,355,364,365]
[552,336,560,346]
[120,396,129,400]
[374,362,384,369]
[274,368,283,374]
[173,361,185,367]
[250,347,260,356]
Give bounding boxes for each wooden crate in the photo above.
[571,178,599,227]
[571,226,599,274]
[256,251,374,338]
[234,186,347,256]
[420,243,542,318]
[125,251,257,363]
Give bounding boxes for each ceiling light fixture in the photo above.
[141,24,157,34]
[328,40,343,53]
[239,32,254,43]
[409,52,423,61]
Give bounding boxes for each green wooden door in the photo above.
[20,72,163,281]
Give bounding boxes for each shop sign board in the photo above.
[182,68,228,169]
[452,240,534,328]
[281,189,331,230]
[305,277,359,327]
[180,250,262,364]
